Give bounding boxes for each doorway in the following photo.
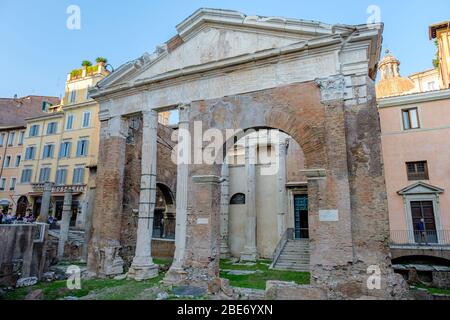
[294,195,309,239]
[411,201,438,244]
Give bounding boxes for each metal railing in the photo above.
[270,228,294,268]
[390,230,450,246]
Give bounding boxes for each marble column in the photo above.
[39,182,54,222]
[87,115,126,277]
[220,160,231,258]
[276,139,288,238]
[165,104,190,283]
[128,110,159,280]
[58,188,73,259]
[241,136,257,261]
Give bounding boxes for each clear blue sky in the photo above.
[0,0,449,98]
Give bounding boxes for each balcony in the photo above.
[390,230,450,248]
[31,183,87,194]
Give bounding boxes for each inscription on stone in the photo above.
[319,210,339,222]
[197,218,209,225]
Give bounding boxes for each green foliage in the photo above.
[81,60,92,67]
[4,276,164,300]
[86,64,99,75]
[70,69,82,79]
[413,284,450,296]
[433,39,440,69]
[220,259,310,290]
[96,57,108,64]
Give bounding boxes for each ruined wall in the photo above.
[177,80,405,298]
[0,225,48,287]
[120,115,177,268]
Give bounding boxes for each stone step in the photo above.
[277,258,309,262]
[275,263,310,268]
[284,245,310,249]
[273,264,310,272]
[280,249,310,253]
[278,255,310,260]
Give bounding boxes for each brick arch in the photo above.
[190,81,328,169]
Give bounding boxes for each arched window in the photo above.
[153,183,175,240]
[230,193,246,205]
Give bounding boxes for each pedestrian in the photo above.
[0,208,4,224]
[416,218,426,243]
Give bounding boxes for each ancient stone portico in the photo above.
[87,8,407,299]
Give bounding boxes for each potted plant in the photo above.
[95,57,108,66]
[81,60,92,68]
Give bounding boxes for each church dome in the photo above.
[376,50,416,98]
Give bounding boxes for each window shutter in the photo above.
[67,142,72,157]
[84,140,89,155]
[76,141,82,156]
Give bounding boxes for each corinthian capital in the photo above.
[315,75,346,103]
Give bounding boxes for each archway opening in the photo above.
[220,128,309,270]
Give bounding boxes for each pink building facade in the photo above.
[379,89,450,247]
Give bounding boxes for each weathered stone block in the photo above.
[265,281,327,300]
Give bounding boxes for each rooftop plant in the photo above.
[432,40,440,69]
[81,60,92,67]
[96,57,108,64]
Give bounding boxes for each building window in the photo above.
[15,155,21,167]
[73,167,85,185]
[230,193,246,205]
[39,167,51,183]
[47,122,58,135]
[18,131,25,145]
[402,108,420,130]
[427,82,436,91]
[42,101,53,112]
[25,146,36,160]
[55,168,68,186]
[406,161,429,181]
[69,91,77,104]
[29,125,40,137]
[0,133,5,147]
[42,144,55,159]
[0,178,6,191]
[59,141,72,159]
[3,156,11,168]
[66,115,74,130]
[76,140,89,157]
[9,178,16,191]
[7,132,15,146]
[82,112,91,128]
[20,169,33,183]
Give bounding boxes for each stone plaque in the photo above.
[319,210,339,222]
[197,218,209,225]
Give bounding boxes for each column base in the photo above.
[220,243,231,259]
[127,262,159,281]
[163,265,188,285]
[240,247,258,261]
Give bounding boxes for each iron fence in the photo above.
[390,230,450,246]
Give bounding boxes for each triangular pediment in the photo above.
[92,8,353,91]
[397,182,444,195]
[90,8,382,97]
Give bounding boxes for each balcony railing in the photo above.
[390,230,450,247]
[31,183,87,193]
